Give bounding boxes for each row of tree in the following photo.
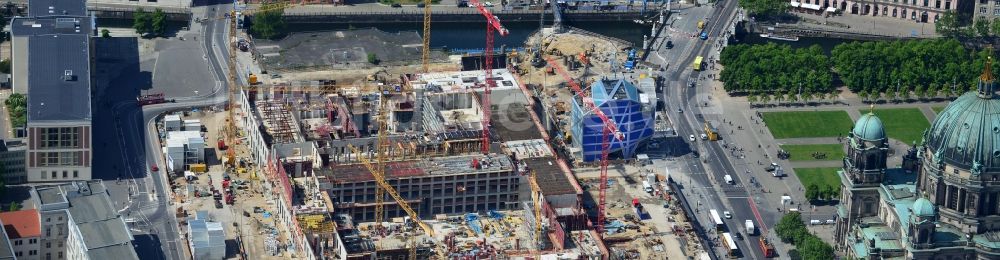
[738,0,790,19]
[720,39,996,103]
[774,212,835,260]
[935,10,1000,39]
[831,39,990,95]
[133,8,168,36]
[251,3,287,40]
[719,43,834,95]
[805,184,839,201]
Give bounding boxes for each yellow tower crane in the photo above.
[529,170,544,259]
[224,2,291,167]
[346,88,431,259]
[422,0,432,73]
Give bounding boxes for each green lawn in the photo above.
[761,111,854,139]
[862,108,931,145]
[794,167,842,195]
[779,144,845,161]
[932,106,946,113]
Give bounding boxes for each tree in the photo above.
[5,93,26,128]
[976,18,992,38]
[775,212,806,243]
[936,11,961,38]
[101,28,111,38]
[367,53,380,65]
[805,184,820,201]
[152,8,167,36]
[992,17,1000,37]
[7,202,17,212]
[0,59,10,74]
[738,0,789,19]
[133,8,151,35]
[747,94,758,105]
[251,3,287,40]
[823,185,838,200]
[799,235,836,260]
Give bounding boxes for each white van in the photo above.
[724,175,734,184]
[642,181,653,193]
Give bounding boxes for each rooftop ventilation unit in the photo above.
[63,70,75,81]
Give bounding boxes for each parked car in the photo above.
[391,3,402,7]
[665,40,674,49]
[765,162,778,172]
[734,232,744,240]
[688,135,696,142]
[214,200,224,209]
[151,163,158,172]
[724,211,732,219]
[483,1,494,6]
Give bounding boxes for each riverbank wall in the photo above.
[273,9,657,24]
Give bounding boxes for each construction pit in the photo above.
[514,27,636,88]
[158,108,300,259]
[577,168,700,259]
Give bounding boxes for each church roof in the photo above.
[912,197,936,217]
[853,111,886,141]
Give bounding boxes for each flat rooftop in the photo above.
[492,102,544,142]
[523,157,576,195]
[27,0,87,16]
[25,34,93,122]
[327,154,513,183]
[413,69,520,94]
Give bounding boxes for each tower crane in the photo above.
[529,170,544,259]
[222,2,289,166]
[422,0,432,73]
[468,0,509,154]
[544,56,620,236]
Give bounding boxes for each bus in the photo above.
[721,232,740,258]
[709,209,724,231]
[692,56,704,71]
[704,122,719,141]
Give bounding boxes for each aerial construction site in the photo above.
[147,0,714,258]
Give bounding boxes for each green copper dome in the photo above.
[925,91,1000,172]
[912,197,936,217]
[852,113,886,141]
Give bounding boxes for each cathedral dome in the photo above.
[925,91,1000,172]
[912,197,936,217]
[852,112,886,141]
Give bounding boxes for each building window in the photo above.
[45,253,50,260]
[62,171,67,178]
[41,171,47,179]
[13,240,21,246]
[29,238,36,244]
[14,252,20,257]
[982,6,988,13]
[39,152,80,166]
[58,252,62,259]
[46,242,50,248]
[937,0,941,8]
[58,241,62,247]
[40,127,79,149]
[946,1,951,9]
[29,250,36,256]
[73,171,78,178]
[45,227,50,236]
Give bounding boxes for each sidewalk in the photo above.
[784,11,938,38]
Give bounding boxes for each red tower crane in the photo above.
[544,57,620,235]
[469,0,509,154]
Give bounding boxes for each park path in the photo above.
[789,161,843,168]
[773,137,841,145]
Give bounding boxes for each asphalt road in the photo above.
[646,1,783,258]
[101,2,233,260]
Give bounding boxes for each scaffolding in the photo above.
[258,100,301,144]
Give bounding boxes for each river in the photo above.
[286,21,652,51]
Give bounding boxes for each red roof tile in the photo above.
[0,209,40,238]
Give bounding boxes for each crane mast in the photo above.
[544,57,619,235]
[422,0,431,73]
[468,0,509,154]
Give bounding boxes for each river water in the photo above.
[288,21,653,51]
